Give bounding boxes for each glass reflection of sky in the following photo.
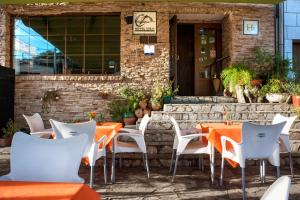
[14,19,61,59]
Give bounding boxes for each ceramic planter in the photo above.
[163,96,171,104]
[123,117,137,125]
[292,95,300,107]
[151,102,161,111]
[266,93,289,103]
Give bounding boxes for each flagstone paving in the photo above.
[1,146,299,200]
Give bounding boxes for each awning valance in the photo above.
[0,0,283,5]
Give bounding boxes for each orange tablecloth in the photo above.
[0,181,100,200]
[82,122,122,165]
[197,122,242,168]
[95,122,123,149]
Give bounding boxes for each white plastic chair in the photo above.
[260,176,291,200]
[220,122,286,200]
[272,114,297,177]
[169,117,214,183]
[50,119,107,187]
[0,132,87,183]
[23,113,53,138]
[111,114,151,183]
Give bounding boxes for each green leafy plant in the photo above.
[162,80,179,97]
[259,78,288,97]
[284,82,300,95]
[221,63,253,95]
[271,54,291,81]
[41,89,60,113]
[150,82,164,105]
[1,119,19,139]
[107,99,128,122]
[252,47,273,76]
[118,86,145,113]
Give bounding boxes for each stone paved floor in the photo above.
[1,146,300,200]
[78,164,300,200]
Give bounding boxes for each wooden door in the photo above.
[194,24,222,96]
[169,15,177,85]
[177,24,195,96]
[293,41,300,80]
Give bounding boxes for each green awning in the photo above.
[0,0,283,4]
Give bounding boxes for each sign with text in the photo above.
[243,20,259,35]
[133,12,157,35]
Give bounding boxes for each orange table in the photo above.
[82,122,122,165]
[95,122,123,150]
[0,181,100,200]
[197,122,242,168]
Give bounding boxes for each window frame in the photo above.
[12,13,121,76]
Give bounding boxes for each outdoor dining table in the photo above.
[94,122,123,150]
[82,122,123,165]
[0,181,100,200]
[196,122,243,168]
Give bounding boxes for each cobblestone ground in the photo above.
[1,147,300,200]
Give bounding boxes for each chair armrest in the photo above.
[114,132,146,153]
[220,136,241,155]
[119,128,140,134]
[88,135,107,166]
[182,133,207,140]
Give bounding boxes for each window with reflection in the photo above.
[13,15,120,75]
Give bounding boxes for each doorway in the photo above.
[172,22,222,96]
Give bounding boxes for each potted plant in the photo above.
[150,82,164,111]
[107,99,128,123]
[162,81,179,104]
[0,119,19,147]
[118,86,145,124]
[259,79,289,103]
[285,82,300,107]
[220,63,253,103]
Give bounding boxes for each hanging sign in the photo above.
[144,44,155,56]
[133,11,157,35]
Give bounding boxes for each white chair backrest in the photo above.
[50,119,96,157]
[139,114,151,134]
[23,113,45,132]
[241,122,286,159]
[170,116,182,139]
[9,132,87,183]
[272,114,297,135]
[260,176,291,200]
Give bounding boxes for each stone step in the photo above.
[170,96,237,104]
[163,103,294,112]
[146,119,300,130]
[151,111,296,121]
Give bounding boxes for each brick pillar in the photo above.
[0,7,11,68]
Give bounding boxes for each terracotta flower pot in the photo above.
[139,99,148,110]
[0,138,12,147]
[151,102,161,111]
[123,117,137,125]
[292,95,300,108]
[251,79,262,87]
[135,108,143,118]
[143,108,151,116]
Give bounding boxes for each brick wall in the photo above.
[0,2,275,128]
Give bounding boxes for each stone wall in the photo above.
[0,2,276,128]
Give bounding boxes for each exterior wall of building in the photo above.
[0,2,275,128]
[283,0,300,61]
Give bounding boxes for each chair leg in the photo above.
[220,156,225,186]
[103,156,107,184]
[119,155,122,169]
[198,155,202,170]
[169,149,175,174]
[259,160,263,183]
[289,152,294,178]
[210,151,215,184]
[144,153,150,179]
[90,165,94,188]
[276,166,280,178]
[262,160,266,183]
[111,152,116,183]
[142,153,146,170]
[172,155,179,183]
[242,167,246,200]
